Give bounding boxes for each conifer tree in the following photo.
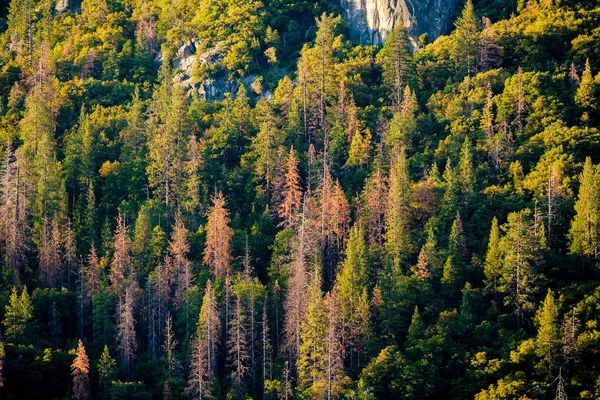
[484,217,502,298]
[458,140,474,197]
[0,147,29,280]
[3,286,32,340]
[297,272,327,395]
[110,214,133,295]
[575,59,597,123]
[132,205,153,278]
[71,339,90,400]
[228,293,249,397]
[117,286,137,379]
[203,192,233,278]
[535,290,560,376]
[324,290,343,398]
[147,67,190,207]
[169,210,192,306]
[363,167,387,246]
[98,345,117,399]
[39,217,62,288]
[278,147,302,228]
[188,280,220,400]
[453,0,479,78]
[499,209,546,328]
[569,157,600,262]
[376,24,413,110]
[337,225,369,370]
[385,147,411,266]
[386,86,418,149]
[406,306,425,350]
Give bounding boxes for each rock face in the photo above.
[339,0,460,47]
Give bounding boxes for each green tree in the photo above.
[569,157,600,262]
[453,0,479,78]
[574,59,597,123]
[297,272,327,396]
[499,209,546,328]
[377,24,413,110]
[147,67,190,207]
[534,290,560,376]
[385,148,411,267]
[3,286,33,341]
[484,217,502,298]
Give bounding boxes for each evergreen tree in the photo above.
[297,272,327,396]
[203,192,234,278]
[278,147,302,229]
[385,148,411,266]
[116,286,137,379]
[453,0,479,78]
[71,339,90,400]
[499,210,546,328]
[98,345,117,400]
[228,293,249,397]
[377,24,413,110]
[484,217,502,298]
[147,67,190,207]
[535,290,560,376]
[569,157,600,262]
[574,59,597,123]
[458,140,474,197]
[3,286,32,341]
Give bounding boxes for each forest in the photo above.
[0,0,600,398]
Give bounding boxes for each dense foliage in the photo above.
[0,0,600,398]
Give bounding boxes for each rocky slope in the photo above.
[339,0,460,47]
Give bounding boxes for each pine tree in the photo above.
[574,59,596,123]
[336,225,369,371]
[203,192,233,278]
[561,307,580,368]
[132,205,153,279]
[376,24,413,110]
[3,286,32,340]
[569,157,600,262]
[499,209,546,328]
[385,148,411,266]
[98,345,117,399]
[324,290,343,398]
[163,314,179,379]
[71,339,90,400]
[147,68,190,207]
[278,147,302,228]
[228,293,249,397]
[441,255,462,300]
[110,214,133,295]
[458,140,474,197]
[0,146,29,280]
[169,210,192,307]
[188,280,220,400]
[39,217,62,288]
[453,0,479,78]
[535,290,560,376]
[21,91,63,223]
[297,272,327,395]
[484,217,502,298]
[117,286,137,379]
[386,86,418,149]
[406,306,425,349]
[363,167,387,246]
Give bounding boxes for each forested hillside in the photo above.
[0,0,600,398]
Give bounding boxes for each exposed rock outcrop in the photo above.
[339,0,460,47]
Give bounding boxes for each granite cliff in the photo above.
[339,0,460,47]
